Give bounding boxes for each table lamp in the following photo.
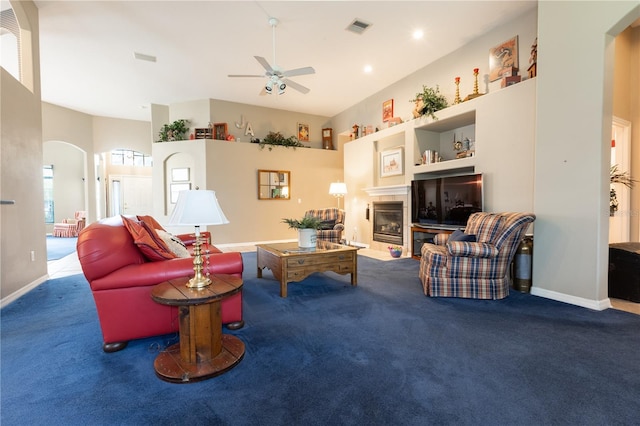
[329,182,347,209]
[168,189,229,289]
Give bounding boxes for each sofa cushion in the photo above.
[448,229,476,242]
[155,229,190,258]
[121,216,176,261]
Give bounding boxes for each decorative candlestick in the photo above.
[473,68,479,94]
[463,67,484,101]
[454,77,461,104]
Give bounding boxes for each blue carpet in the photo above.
[46,236,77,260]
[2,252,640,425]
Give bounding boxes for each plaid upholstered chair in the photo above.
[419,212,535,299]
[304,208,346,244]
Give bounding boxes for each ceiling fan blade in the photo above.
[282,66,315,78]
[228,74,265,78]
[283,78,310,94]
[254,56,274,73]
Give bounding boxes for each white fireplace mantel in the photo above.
[363,185,410,197]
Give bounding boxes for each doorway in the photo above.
[609,116,632,244]
[109,175,152,216]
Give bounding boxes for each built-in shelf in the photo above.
[412,156,476,176]
[363,185,410,196]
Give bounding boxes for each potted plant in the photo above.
[257,131,306,151]
[410,85,449,120]
[157,119,190,142]
[282,215,322,248]
[610,164,636,216]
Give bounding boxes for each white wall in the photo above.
[531,1,639,309]
[332,7,538,137]
[1,0,47,303]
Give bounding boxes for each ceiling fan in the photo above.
[228,17,315,95]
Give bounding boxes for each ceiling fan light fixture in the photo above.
[278,81,286,94]
[265,83,273,94]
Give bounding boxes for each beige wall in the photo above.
[1,0,47,302]
[153,139,343,245]
[532,1,639,308]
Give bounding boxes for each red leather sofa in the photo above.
[77,215,244,352]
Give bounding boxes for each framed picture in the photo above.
[171,168,189,182]
[170,183,191,203]
[382,99,394,122]
[380,148,403,178]
[489,36,519,82]
[297,123,309,142]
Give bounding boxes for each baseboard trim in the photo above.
[530,287,612,311]
[1,274,49,309]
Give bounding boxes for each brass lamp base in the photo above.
[185,236,211,289]
[186,275,212,289]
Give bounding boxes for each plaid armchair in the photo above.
[304,208,346,244]
[419,212,535,299]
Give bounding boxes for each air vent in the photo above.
[346,18,372,35]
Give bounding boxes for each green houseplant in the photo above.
[282,215,323,230]
[282,215,322,248]
[410,85,449,120]
[157,119,190,142]
[257,131,306,151]
[610,164,636,215]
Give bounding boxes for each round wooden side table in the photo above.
[151,275,244,383]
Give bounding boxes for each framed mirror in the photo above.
[258,170,290,200]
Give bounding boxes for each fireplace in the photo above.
[372,201,403,245]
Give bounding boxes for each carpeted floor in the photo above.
[2,252,640,425]
[45,236,77,261]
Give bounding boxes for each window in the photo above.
[110,149,152,167]
[1,7,21,82]
[43,165,54,223]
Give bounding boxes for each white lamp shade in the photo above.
[168,190,229,226]
[329,182,348,196]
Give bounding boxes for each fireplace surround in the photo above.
[372,201,403,245]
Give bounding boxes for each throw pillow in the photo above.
[137,215,165,232]
[121,216,176,261]
[448,229,476,242]
[155,229,191,258]
[319,220,336,230]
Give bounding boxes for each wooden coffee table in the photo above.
[151,275,244,383]
[256,241,358,297]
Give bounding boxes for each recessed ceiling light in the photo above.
[413,29,424,40]
[364,65,373,73]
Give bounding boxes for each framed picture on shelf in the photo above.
[382,99,394,122]
[170,183,191,204]
[297,123,309,142]
[489,36,519,82]
[171,168,189,182]
[380,148,403,178]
